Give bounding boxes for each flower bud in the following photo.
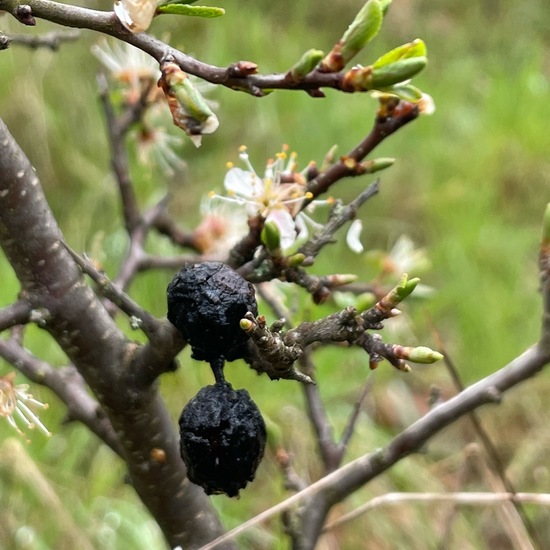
[159,61,219,147]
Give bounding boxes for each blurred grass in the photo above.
[1,0,550,548]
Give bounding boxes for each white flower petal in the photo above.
[418,93,436,115]
[201,114,219,135]
[294,213,309,243]
[114,0,156,33]
[346,219,364,254]
[224,167,263,198]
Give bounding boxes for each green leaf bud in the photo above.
[287,253,306,267]
[261,221,282,255]
[288,49,325,80]
[406,346,444,364]
[340,0,383,59]
[373,39,427,69]
[371,56,427,88]
[320,0,383,72]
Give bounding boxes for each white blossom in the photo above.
[211,146,324,251]
[0,372,51,440]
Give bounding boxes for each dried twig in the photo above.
[198,343,550,550]
[1,28,80,50]
[322,491,550,533]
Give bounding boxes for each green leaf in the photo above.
[373,39,427,69]
[341,0,383,57]
[371,56,427,88]
[380,83,424,102]
[379,0,392,14]
[157,4,225,17]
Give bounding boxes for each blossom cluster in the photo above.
[208,146,333,253]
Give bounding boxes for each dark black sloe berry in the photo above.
[167,262,258,362]
[179,382,267,497]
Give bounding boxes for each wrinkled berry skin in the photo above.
[179,383,266,497]
[167,262,258,362]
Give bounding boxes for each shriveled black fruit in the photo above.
[167,262,258,362]
[179,382,266,497]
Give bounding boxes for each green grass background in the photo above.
[1,0,550,548]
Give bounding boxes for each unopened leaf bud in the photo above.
[361,157,395,173]
[406,346,444,364]
[288,49,325,80]
[287,253,306,267]
[373,39,427,69]
[239,317,255,333]
[371,57,427,89]
[395,274,420,301]
[328,273,359,287]
[261,221,282,255]
[320,0,383,73]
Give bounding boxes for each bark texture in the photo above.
[0,118,233,549]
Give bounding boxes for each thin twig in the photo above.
[5,28,80,49]
[299,351,339,472]
[300,182,380,259]
[466,443,535,550]
[198,343,550,550]
[336,371,374,463]
[322,491,550,533]
[62,241,161,338]
[430,321,542,548]
[97,72,142,233]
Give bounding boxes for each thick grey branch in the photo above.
[0,117,232,549]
